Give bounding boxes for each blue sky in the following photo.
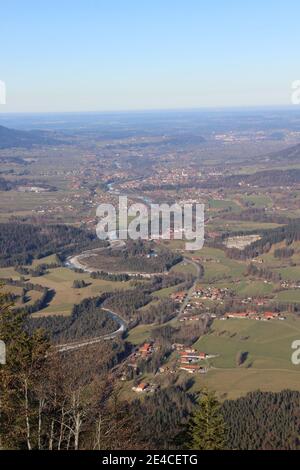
[1,0,300,112]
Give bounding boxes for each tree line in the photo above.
[26,294,118,344]
[0,222,108,267]
[1,290,300,450]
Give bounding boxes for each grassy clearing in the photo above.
[240,193,273,209]
[276,266,300,282]
[184,245,246,282]
[0,266,20,280]
[25,267,132,316]
[126,324,157,345]
[194,317,300,370]
[191,368,300,400]
[0,190,70,213]
[209,220,282,232]
[31,254,60,267]
[234,280,275,297]
[212,278,275,297]
[152,285,181,299]
[276,289,300,303]
[189,316,300,398]
[171,260,197,276]
[208,199,241,213]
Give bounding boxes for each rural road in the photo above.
[58,258,202,352]
[178,257,203,317]
[55,308,127,353]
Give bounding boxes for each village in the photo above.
[221,311,287,321]
[121,339,221,394]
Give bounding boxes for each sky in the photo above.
[1,0,300,113]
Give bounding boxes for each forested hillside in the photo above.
[222,390,300,450]
[26,294,118,343]
[0,223,108,267]
[0,125,58,149]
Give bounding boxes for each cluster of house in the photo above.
[127,342,156,371]
[174,346,213,374]
[281,281,300,289]
[17,185,50,193]
[179,315,202,322]
[193,286,232,301]
[132,382,158,393]
[221,311,286,321]
[146,250,158,258]
[171,291,187,303]
[240,297,269,306]
[138,342,155,357]
[180,298,205,316]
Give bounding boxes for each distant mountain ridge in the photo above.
[270,142,300,161]
[0,124,59,149]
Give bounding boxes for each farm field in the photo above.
[1,284,42,307]
[32,268,133,316]
[192,248,245,282]
[170,260,198,276]
[1,263,134,317]
[194,317,300,370]
[278,266,300,281]
[239,193,273,208]
[0,266,21,279]
[0,190,70,212]
[192,368,300,400]
[256,240,300,282]
[209,220,282,232]
[233,279,275,297]
[208,198,241,212]
[126,324,158,345]
[152,284,182,299]
[190,316,300,398]
[275,289,300,303]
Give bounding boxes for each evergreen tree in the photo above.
[0,285,49,449]
[187,389,226,450]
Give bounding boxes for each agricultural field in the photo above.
[232,279,275,297]
[195,316,300,369]
[1,284,42,307]
[186,246,246,282]
[152,284,182,299]
[191,368,300,401]
[191,316,300,398]
[209,219,282,233]
[1,262,134,317]
[170,259,198,276]
[208,198,241,213]
[275,289,300,303]
[239,193,273,209]
[126,324,158,346]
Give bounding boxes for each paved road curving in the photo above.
[177,257,203,317]
[55,308,127,353]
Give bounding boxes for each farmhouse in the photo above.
[179,364,208,374]
[179,364,200,373]
[138,343,154,357]
[132,382,149,393]
[227,312,248,319]
[263,312,277,320]
[172,343,185,351]
[171,291,187,302]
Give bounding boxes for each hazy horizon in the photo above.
[1,0,300,113]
